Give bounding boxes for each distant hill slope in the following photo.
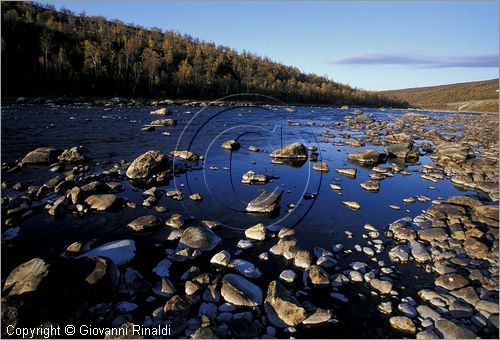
[1,2,405,107]
[381,79,499,112]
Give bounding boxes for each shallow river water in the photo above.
[1,103,486,338]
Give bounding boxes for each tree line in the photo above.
[1,1,407,107]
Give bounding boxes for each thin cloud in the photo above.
[329,52,498,68]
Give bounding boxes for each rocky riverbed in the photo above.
[1,102,498,338]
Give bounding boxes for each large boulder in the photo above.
[21,147,59,164]
[348,150,383,165]
[385,142,419,162]
[126,150,169,179]
[85,194,120,211]
[264,280,306,327]
[3,258,50,296]
[179,226,221,251]
[246,192,281,213]
[58,145,90,163]
[269,142,308,159]
[434,143,470,163]
[221,274,263,307]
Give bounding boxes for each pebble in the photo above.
[279,270,297,284]
[389,316,416,334]
[342,201,361,210]
[237,239,254,249]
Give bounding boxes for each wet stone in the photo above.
[348,149,382,165]
[302,308,332,326]
[313,162,329,172]
[85,194,120,211]
[435,273,470,291]
[369,278,393,294]
[221,139,241,150]
[245,223,266,241]
[269,142,308,159]
[264,280,306,327]
[308,265,330,286]
[246,191,281,213]
[127,215,161,231]
[360,180,380,192]
[220,274,263,307]
[3,258,50,296]
[335,168,357,178]
[342,201,361,210]
[165,213,184,229]
[434,319,477,339]
[389,316,416,334]
[178,226,221,251]
[279,270,297,284]
[210,251,230,267]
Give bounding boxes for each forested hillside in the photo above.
[1,2,406,107]
[382,79,499,112]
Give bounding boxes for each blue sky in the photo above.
[52,1,498,90]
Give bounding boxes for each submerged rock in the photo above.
[269,142,308,159]
[246,191,281,213]
[3,258,50,296]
